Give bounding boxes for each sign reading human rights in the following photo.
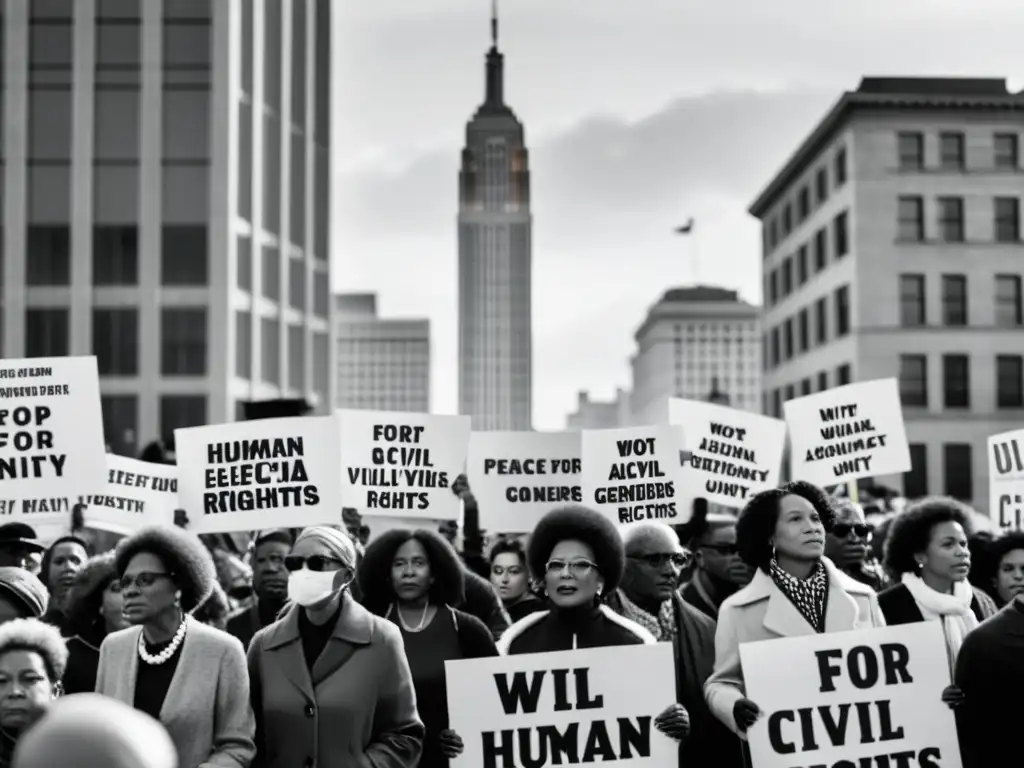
[0,356,106,528]
[988,427,1024,529]
[82,455,179,534]
[739,622,961,768]
[783,378,910,487]
[175,415,341,534]
[467,430,581,532]
[669,398,785,508]
[446,643,677,768]
[338,409,471,520]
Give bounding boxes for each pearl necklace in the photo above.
[396,602,429,632]
[138,618,188,665]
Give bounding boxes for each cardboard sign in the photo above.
[446,643,677,768]
[0,356,106,527]
[82,455,179,534]
[338,409,471,520]
[988,428,1024,529]
[739,622,961,768]
[669,398,786,508]
[467,431,581,532]
[783,378,910,487]
[580,424,690,527]
[175,416,342,534]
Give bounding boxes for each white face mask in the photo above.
[287,568,344,607]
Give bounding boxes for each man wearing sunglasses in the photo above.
[824,499,887,591]
[681,514,753,620]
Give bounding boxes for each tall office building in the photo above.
[753,77,1023,511]
[335,293,430,413]
[629,286,762,426]
[2,0,335,456]
[457,4,532,431]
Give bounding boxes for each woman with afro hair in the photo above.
[95,525,255,768]
[61,552,128,694]
[491,506,691,744]
[358,528,496,768]
[704,481,886,739]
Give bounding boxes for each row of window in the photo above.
[898,353,1024,409]
[765,211,849,305]
[897,130,1019,172]
[236,237,330,316]
[101,393,208,457]
[897,195,1021,243]
[899,274,1023,327]
[764,285,850,370]
[763,148,848,253]
[903,444,973,502]
[235,311,312,391]
[764,364,853,418]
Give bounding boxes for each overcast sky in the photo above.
[333,0,1024,429]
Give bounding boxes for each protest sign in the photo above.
[81,455,178,534]
[988,427,1024,530]
[175,416,341,534]
[580,424,690,526]
[446,643,676,768]
[0,356,106,527]
[783,378,910,487]
[338,409,471,520]
[467,431,581,532]
[669,398,785,508]
[739,622,961,768]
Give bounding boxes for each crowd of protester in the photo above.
[0,473,1018,767]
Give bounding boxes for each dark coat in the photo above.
[878,582,988,625]
[460,569,510,639]
[226,604,263,651]
[63,633,102,695]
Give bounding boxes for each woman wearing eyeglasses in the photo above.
[95,525,255,768]
[824,499,888,591]
[247,526,424,768]
[356,528,497,768]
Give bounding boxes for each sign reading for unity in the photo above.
[580,424,689,526]
[175,415,341,534]
[0,356,106,528]
[82,455,179,534]
[988,427,1024,529]
[669,398,786,508]
[338,409,471,520]
[739,622,961,768]
[446,643,677,768]
[783,378,910,487]
[467,431,581,532]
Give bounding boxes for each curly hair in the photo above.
[192,581,230,629]
[488,537,528,569]
[0,618,68,683]
[63,552,117,638]
[357,528,466,614]
[883,496,974,577]
[527,506,625,596]
[114,526,217,612]
[736,480,837,572]
[38,536,91,590]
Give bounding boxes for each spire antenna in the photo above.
[491,0,498,47]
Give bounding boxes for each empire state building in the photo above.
[457,4,532,431]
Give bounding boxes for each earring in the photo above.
[596,585,603,596]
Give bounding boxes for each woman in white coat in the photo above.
[703,481,886,738]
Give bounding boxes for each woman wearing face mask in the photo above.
[39,537,90,632]
[95,526,255,768]
[488,538,544,622]
[0,619,66,767]
[247,526,424,768]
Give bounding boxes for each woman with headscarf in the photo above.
[38,536,90,632]
[358,529,498,767]
[704,481,887,739]
[488,537,545,623]
[11,693,177,768]
[95,525,255,768]
[247,526,424,768]
[495,506,690,743]
[0,619,66,767]
[61,553,128,695]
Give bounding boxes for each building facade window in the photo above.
[288,324,305,391]
[897,132,924,170]
[25,308,69,358]
[261,317,280,385]
[905,444,928,498]
[997,355,1024,408]
[768,271,778,305]
[797,308,809,353]
[161,226,208,286]
[26,226,71,286]
[994,197,1020,242]
[815,167,828,204]
[835,285,850,337]
[101,394,137,457]
[288,258,306,310]
[994,133,1019,170]
[235,310,251,379]
[817,371,828,392]
[834,211,849,257]
[161,308,207,375]
[769,327,780,367]
[899,274,926,326]
[93,226,138,286]
[942,354,970,409]
[937,197,965,242]
[813,228,827,271]
[897,196,924,241]
[312,330,329,402]
[262,245,280,302]
[782,204,792,236]
[236,235,252,292]
[159,395,207,443]
[815,297,827,344]
[313,270,329,318]
[93,308,138,376]
[797,187,810,221]
[836,364,851,386]
[943,444,972,501]
[995,275,1023,327]
[801,378,812,396]
[796,245,808,285]
[834,148,847,186]
[941,275,967,326]
[782,318,793,361]
[939,132,965,170]
[899,354,928,407]
[781,258,793,296]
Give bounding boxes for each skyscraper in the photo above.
[457,2,532,431]
[1,0,335,456]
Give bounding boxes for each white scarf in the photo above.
[900,572,978,671]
